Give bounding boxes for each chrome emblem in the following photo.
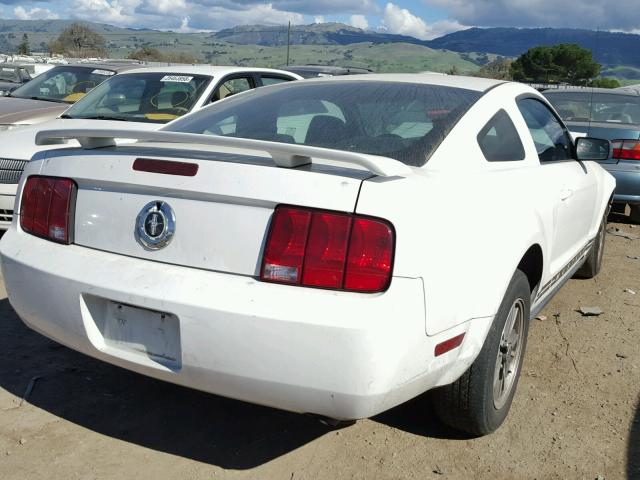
[136,201,175,250]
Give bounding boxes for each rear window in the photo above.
[544,92,640,125]
[166,81,482,166]
[0,67,19,83]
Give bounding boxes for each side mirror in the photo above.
[575,137,610,161]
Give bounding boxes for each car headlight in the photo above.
[0,90,10,97]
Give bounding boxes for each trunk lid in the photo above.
[40,144,371,276]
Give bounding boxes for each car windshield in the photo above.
[165,81,482,166]
[10,65,116,103]
[0,67,19,83]
[545,92,640,125]
[64,72,211,123]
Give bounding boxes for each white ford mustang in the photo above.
[0,74,615,435]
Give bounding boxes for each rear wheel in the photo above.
[432,270,530,436]
[574,213,606,279]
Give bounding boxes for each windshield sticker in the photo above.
[160,75,194,83]
[92,69,116,76]
[2,68,14,72]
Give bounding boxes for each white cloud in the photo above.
[382,3,429,39]
[314,15,326,24]
[350,14,368,30]
[13,6,60,20]
[424,0,640,31]
[70,0,140,25]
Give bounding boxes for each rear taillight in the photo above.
[612,139,640,160]
[20,176,76,244]
[261,206,394,292]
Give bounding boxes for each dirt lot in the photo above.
[0,215,639,480]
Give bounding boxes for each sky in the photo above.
[1,0,639,40]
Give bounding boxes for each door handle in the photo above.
[560,188,574,201]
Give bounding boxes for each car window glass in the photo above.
[10,66,115,103]
[477,109,525,161]
[261,76,292,86]
[544,92,640,124]
[277,100,345,144]
[212,77,252,102]
[65,73,211,123]
[517,98,572,162]
[0,67,19,83]
[168,81,483,166]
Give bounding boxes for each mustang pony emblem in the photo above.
[136,201,176,250]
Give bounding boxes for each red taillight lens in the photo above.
[344,218,394,292]
[261,206,394,292]
[612,139,640,160]
[20,176,76,244]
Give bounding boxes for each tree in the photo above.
[49,23,106,57]
[510,44,600,85]
[476,58,513,80]
[588,77,621,88]
[127,46,199,64]
[17,34,30,55]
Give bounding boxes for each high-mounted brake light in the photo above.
[612,139,640,160]
[20,176,76,244]
[261,206,394,292]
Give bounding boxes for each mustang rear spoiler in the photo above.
[35,128,412,178]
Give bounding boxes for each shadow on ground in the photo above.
[630,397,640,480]
[0,298,332,469]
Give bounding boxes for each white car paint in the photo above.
[0,75,615,422]
[0,65,301,228]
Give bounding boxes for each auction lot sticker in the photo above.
[92,69,116,76]
[161,75,194,83]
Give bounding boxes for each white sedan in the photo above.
[0,74,615,435]
[0,65,301,228]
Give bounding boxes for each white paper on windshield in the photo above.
[160,75,193,83]
[92,69,116,76]
[2,68,14,72]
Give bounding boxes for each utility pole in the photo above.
[286,20,291,66]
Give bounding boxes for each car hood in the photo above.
[0,97,69,125]
[0,119,162,160]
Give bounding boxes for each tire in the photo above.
[574,213,606,279]
[432,270,530,436]
[630,205,640,224]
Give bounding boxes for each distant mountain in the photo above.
[0,20,639,78]
[214,22,426,47]
[426,27,640,69]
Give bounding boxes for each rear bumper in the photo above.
[0,227,491,419]
[604,165,640,205]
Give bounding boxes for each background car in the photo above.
[0,74,614,436]
[0,63,140,131]
[543,87,640,222]
[0,65,301,228]
[0,63,32,97]
[282,64,372,78]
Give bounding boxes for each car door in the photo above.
[516,97,598,274]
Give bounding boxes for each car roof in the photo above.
[299,73,506,92]
[543,87,640,97]
[0,63,25,69]
[60,63,143,73]
[120,65,298,77]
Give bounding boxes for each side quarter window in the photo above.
[516,98,573,162]
[261,75,294,86]
[211,77,253,103]
[477,109,526,161]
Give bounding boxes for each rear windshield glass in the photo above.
[10,65,116,104]
[65,72,211,124]
[0,67,19,83]
[544,92,640,125]
[166,81,482,166]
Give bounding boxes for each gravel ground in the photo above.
[0,215,639,480]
